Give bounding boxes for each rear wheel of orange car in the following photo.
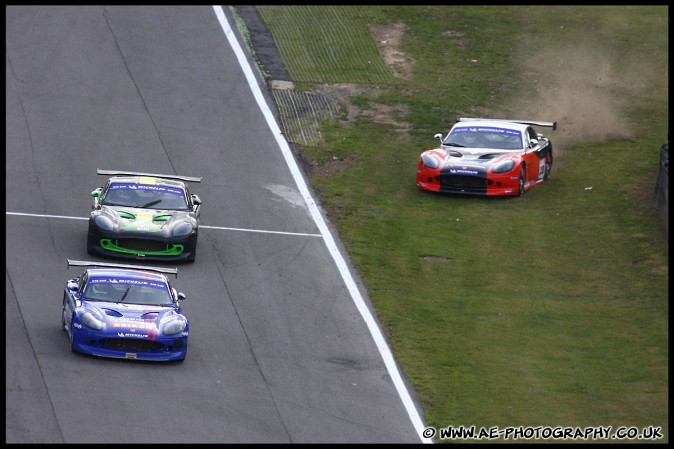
[544,154,552,181]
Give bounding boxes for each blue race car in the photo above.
[62,259,189,362]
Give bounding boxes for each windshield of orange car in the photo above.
[445,127,523,150]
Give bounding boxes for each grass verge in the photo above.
[253,5,668,442]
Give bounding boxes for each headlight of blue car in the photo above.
[492,160,515,174]
[80,311,105,331]
[162,317,186,335]
[172,222,194,237]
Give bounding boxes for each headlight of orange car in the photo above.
[492,160,515,174]
[421,154,440,169]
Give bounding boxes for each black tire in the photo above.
[61,305,67,332]
[86,233,97,255]
[543,154,552,181]
[518,166,526,196]
[186,234,197,262]
[62,306,74,351]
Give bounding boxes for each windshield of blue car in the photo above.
[101,183,189,210]
[444,127,523,150]
[84,279,174,306]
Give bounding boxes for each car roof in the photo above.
[108,175,187,189]
[452,120,528,133]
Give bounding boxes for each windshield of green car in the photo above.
[101,183,188,210]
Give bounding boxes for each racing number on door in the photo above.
[537,159,546,179]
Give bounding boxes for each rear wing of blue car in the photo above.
[97,169,202,183]
[458,117,557,131]
[67,259,179,278]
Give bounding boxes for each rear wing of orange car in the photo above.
[458,117,557,131]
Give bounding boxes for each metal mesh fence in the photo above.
[270,86,341,147]
[257,5,394,85]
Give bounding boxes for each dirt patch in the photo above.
[307,22,415,136]
[308,154,355,178]
[314,83,412,134]
[421,256,449,263]
[369,22,415,81]
[442,29,466,47]
[313,83,372,124]
[314,21,418,133]
[255,15,417,146]
[361,103,412,133]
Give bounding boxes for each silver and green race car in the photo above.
[87,169,202,262]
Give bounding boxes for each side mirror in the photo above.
[68,284,79,293]
[177,292,186,301]
[191,194,201,206]
[91,188,103,210]
[434,133,443,142]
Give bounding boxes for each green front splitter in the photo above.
[100,239,184,256]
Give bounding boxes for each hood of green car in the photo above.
[117,210,174,232]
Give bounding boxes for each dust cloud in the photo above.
[502,42,660,155]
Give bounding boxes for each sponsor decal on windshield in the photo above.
[89,278,167,290]
[108,183,184,196]
[454,126,521,136]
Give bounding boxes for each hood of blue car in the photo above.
[83,302,180,335]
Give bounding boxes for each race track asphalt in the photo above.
[5,5,426,443]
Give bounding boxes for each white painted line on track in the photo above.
[5,212,321,237]
[212,6,431,444]
[202,224,320,237]
[6,212,88,221]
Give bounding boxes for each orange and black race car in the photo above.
[416,118,557,196]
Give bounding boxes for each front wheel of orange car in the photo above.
[518,167,525,196]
